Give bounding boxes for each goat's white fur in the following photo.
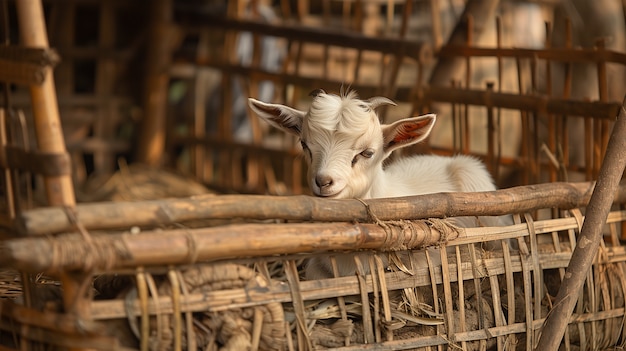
[248,89,509,279]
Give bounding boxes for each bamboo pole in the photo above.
[421,86,620,120]
[134,0,174,166]
[428,0,499,86]
[16,181,626,236]
[436,45,626,65]
[2,219,455,273]
[5,209,626,276]
[177,13,433,61]
[169,57,622,120]
[534,97,626,351]
[15,0,74,207]
[93,0,116,174]
[0,300,104,336]
[15,2,86,351]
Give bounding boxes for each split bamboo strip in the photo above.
[17,182,626,235]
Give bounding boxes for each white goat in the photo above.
[248,89,508,279]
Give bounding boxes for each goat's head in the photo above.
[248,89,436,198]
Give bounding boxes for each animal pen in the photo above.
[1,0,626,350]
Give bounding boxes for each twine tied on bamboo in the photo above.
[356,198,462,251]
[46,207,120,272]
[48,235,123,274]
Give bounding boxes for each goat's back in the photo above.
[371,154,496,198]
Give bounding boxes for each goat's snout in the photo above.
[312,172,347,198]
[315,174,333,189]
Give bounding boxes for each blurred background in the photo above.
[1,0,625,204]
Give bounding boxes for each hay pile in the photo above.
[76,162,214,202]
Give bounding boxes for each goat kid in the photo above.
[248,89,509,279]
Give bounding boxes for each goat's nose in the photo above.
[315,175,333,189]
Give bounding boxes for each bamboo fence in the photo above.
[2,1,626,350]
[1,180,626,350]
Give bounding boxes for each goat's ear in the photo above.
[367,96,397,109]
[248,98,305,136]
[382,114,436,153]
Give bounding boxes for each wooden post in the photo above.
[15,2,91,350]
[534,97,626,350]
[135,0,175,166]
[428,0,500,86]
[16,0,75,207]
[94,1,117,175]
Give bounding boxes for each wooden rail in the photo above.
[421,86,621,120]
[13,181,626,236]
[438,45,626,64]
[176,12,433,61]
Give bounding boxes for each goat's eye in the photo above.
[352,149,374,166]
[360,149,374,158]
[300,140,311,156]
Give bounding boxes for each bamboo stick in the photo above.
[437,45,626,65]
[534,97,626,351]
[4,209,626,275]
[428,0,500,86]
[93,1,116,175]
[16,182,626,236]
[2,219,453,273]
[134,0,174,166]
[170,56,622,121]
[16,2,83,350]
[0,300,104,336]
[15,0,75,207]
[177,13,433,61]
[421,86,620,120]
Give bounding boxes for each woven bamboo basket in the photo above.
[1,181,626,350]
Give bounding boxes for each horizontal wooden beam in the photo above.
[171,58,621,120]
[14,182,626,236]
[4,206,626,274]
[421,86,622,120]
[438,45,626,65]
[170,58,382,97]
[0,45,59,66]
[65,138,130,153]
[2,218,456,272]
[0,46,59,86]
[176,13,433,62]
[0,145,71,176]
